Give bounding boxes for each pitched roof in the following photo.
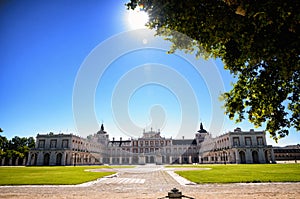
[172,139,197,145]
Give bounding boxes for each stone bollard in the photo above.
[168,188,182,199]
[158,188,194,199]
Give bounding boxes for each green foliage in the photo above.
[126,0,300,141]
[0,135,8,159]
[0,133,35,161]
[170,164,300,183]
[0,166,115,185]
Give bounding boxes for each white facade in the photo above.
[28,125,275,166]
[199,128,275,164]
[28,133,105,166]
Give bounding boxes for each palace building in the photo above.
[199,127,275,164]
[27,124,276,166]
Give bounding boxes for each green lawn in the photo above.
[169,164,300,183]
[0,166,116,185]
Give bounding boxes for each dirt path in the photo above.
[1,165,300,199]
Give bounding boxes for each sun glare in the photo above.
[126,8,149,30]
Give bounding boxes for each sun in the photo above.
[126,8,149,30]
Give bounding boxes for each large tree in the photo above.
[126,0,300,141]
[0,131,8,159]
[0,131,35,165]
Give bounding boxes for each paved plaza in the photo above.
[1,165,300,199]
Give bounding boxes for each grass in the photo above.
[168,164,300,183]
[0,166,116,185]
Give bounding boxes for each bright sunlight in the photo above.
[126,7,149,30]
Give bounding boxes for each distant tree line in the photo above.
[0,129,35,165]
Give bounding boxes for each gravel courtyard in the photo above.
[1,165,299,199]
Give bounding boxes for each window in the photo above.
[145,141,149,146]
[50,139,57,148]
[62,139,69,148]
[245,137,252,146]
[257,137,263,145]
[38,140,45,148]
[233,137,240,146]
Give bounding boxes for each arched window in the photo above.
[252,151,259,163]
[239,151,246,164]
[44,153,50,166]
[56,153,62,166]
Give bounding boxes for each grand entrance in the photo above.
[44,153,50,166]
[56,153,62,165]
[252,151,259,163]
[239,151,246,164]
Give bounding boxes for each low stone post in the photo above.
[168,188,182,199]
[158,188,194,199]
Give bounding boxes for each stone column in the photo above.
[129,156,132,165]
[246,149,252,164]
[72,153,75,166]
[258,149,265,163]
[228,150,233,163]
[22,158,26,166]
[65,152,70,165]
[26,153,31,166]
[1,158,4,166]
[179,156,182,164]
[156,154,162,165]
[50,152,56,166]
[235,150,239,164]
[138,154,145,165]
[119,156,122,165]
[270,149,276,163]
[62,152,66,166]
[169,156,172,164]
[188,155,192,164]
[109,157,113,165]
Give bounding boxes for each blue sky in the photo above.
[0,0,298,146]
